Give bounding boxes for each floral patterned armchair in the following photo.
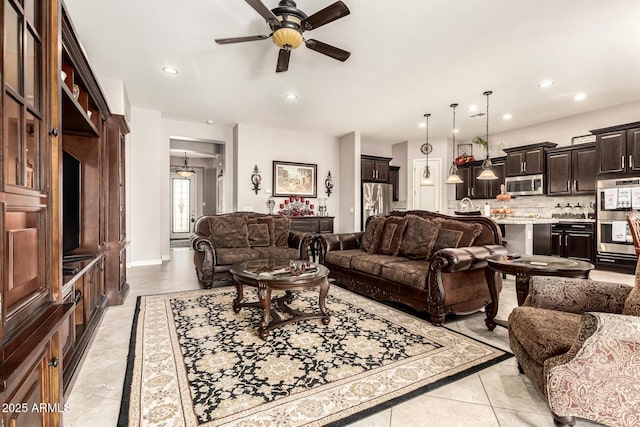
[508,273,640,426]
[507,213,640,427]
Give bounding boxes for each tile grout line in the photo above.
[478,372,503,427]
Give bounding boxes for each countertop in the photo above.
[491,217,595,225]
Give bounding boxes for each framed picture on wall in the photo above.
[272,161,317,197]
[457,143,473,157]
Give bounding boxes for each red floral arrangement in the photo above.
[455,154,475,165]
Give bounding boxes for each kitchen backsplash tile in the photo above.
[448,194,596,218]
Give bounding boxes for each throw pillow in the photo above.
[399,215,441,260]
[207,216,249,248]
[432,219,483,252]
[622,262,640,316]
[272,216,291,247]
[247,223,271,247]
[247,217,275,246]
[374,216,408,256]
[361,216,386,253]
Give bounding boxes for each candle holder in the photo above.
[266,196,275,214]
[251,165,261,195]
[278,195,314,216]
[317,198,328,216]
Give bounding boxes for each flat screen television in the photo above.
[62,150,81,255]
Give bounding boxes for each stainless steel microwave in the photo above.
[505,174,545,196]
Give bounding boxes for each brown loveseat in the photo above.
[316,210,507,326]
[190,212,313,287]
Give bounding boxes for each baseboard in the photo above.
[130,259,163,267]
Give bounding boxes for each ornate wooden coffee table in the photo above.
[229,259,331,339]
[485,254,594,330]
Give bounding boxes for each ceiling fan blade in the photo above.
[301,1,350,31]
[305,39,351,62]
[215,35,270,44]
[245,0,279,26]
[276,49,291,72]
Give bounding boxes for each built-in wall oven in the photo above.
[596,177,640,272]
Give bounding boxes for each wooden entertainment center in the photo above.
[0,2,130,424]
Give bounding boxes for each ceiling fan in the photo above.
[215,0,351,72]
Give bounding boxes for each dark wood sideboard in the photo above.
[289,216,335,234]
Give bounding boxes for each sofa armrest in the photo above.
[190,232,216,286]
[545,312,640,425]
[525,276,632,314]
[316,232,364,263]
[430,244,508,273]
[190,232,214,254]
[288,231,314,259]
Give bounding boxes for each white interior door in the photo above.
[413,158,441,212]
[170,173,197,239]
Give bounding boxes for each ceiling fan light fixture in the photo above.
[272,27,303,49]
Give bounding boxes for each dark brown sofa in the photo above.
[190,212,313,287]
[317,210,507,325]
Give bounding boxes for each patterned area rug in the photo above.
[119,286,511,426]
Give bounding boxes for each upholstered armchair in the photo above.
[508,270,640,427]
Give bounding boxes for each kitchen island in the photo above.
[492,217,595,261]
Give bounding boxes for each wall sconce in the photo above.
[251,165,262,194]
[325,171,334,197]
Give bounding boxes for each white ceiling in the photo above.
[64,0,640,144]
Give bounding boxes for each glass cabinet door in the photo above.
[3,0,44,190]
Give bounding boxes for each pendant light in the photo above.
[420,113,434,186]
[445,103,463,184]
[176,152,195,178]
[477,90,498,180]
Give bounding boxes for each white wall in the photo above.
[129,107,163,265]
[361,139,392,158]
[391,141,408,209]
[233,123,341,229]
[339,132,361,232]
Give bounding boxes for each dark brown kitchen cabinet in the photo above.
[503,142,557,176]
[550,222,595,263]
[389,166,400,201]
[592,122,640,175]
[455,164,472,199]
[361,155,391,182]
[547,144,596,195]
[456,159,504,200]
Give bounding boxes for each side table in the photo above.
[485,255,594,330]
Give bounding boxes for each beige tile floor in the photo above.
[64,249,633,427]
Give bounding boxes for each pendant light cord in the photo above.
[484,90,492,159]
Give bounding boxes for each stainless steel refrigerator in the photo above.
[362,182,393,229]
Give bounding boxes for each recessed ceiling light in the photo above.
[467,105,477,112]
[418,122,426,128]
[503,113,513,120]
[285,93,298,100]
[574,92,587,101]
[452,128,460,134]
[206,120,214,124]
[538,79,554,88]
[162,66,179,75]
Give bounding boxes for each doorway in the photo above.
[413,158,441,212]
[170,172,198,240]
